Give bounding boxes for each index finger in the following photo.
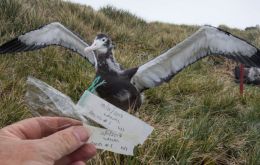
[2,117,82,139]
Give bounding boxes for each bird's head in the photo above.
[84,34,114,55]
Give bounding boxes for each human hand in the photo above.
[0,117,96,165]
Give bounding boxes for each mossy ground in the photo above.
[0,0,260,164]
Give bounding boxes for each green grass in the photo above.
[0,0,260,164]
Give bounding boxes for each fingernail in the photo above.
[73,126,89,142]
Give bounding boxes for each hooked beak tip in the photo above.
[84,45,96,53]
[84,42,99,53]
[84,47,93,53]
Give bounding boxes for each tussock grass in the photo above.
[0,0,260,164]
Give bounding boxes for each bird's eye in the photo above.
[102,38,106,42]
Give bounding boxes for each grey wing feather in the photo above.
[131,26,260,92]
[0,22,95,65]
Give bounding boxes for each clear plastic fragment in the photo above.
[25,76,88,122]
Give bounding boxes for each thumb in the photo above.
[39,126,90,161]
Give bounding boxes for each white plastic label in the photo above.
[86,125,138,155]
[77,91,154,144]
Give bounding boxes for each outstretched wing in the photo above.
[0,22,96,65]
[131,26,260,92]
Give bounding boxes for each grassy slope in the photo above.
[1,0,260,164]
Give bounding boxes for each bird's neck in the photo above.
[96,50,122,74]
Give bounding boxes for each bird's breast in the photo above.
[95,76,142,111]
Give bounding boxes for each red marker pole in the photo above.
[240,64,244,95]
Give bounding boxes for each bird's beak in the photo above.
[84,40,100,53]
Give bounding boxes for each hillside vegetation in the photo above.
[1,0,260,164]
